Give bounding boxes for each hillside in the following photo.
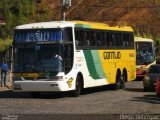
[37,0,160,38]
[0,0,160,39]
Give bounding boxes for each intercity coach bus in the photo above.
[12,21,136,97]
[135,37,156,80]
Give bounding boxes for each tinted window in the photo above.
[75,28,134,49]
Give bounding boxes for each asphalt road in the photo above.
[0,80,160,120]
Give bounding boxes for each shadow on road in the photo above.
[0,90,69,99]
[130,94,160,104]
[0,85,114,99]
[0,90,30,98]
[81,85,113,95]
[124,88,144,92]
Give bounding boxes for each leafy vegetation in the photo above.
[0,0,35,39]
[0,38,12,52]
[0,0,160,49]
[155,35,160,46]
[0,0,37,52]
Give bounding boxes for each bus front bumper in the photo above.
[12,81,69,92]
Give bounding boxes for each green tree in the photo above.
[0,0,36,39]
[155,35,160,46]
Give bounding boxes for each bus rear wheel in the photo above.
[73,75,82,97]
[120,72,126,89]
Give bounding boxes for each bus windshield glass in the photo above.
[136,42,154,65]
[13,27,73,73]
[13,44,64,73]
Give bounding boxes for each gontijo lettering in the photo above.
[103,51,121,59]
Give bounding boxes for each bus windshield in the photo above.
[136,42,154,65]
[13,44,63,73]
[13,27,73,73]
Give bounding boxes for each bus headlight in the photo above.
[54,76,63,81]
[14,84,22,90]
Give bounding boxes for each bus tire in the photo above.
[112,72,121,90]
[73,75,82,97]
[120,73,126,89]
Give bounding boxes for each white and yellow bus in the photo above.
[135,37,156,80]
[12,21,136,96]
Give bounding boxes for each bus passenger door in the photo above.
[64,44,73,74]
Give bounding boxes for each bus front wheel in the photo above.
[73,75,82,97]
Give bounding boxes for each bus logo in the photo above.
[103,51,121,59]
[67,78,73,88]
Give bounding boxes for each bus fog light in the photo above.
[14,84,22,90]
[14,84,21,88]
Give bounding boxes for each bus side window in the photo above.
[112,32,117,47]
[106,32,113,47]
[96,32,101,46]
[129,33,134,47]
[126,34,130,46]
[100,32,105,46]
[122,33,125,47]
[90,31,96,46]
[119,33,123,46]
[85,31,91,46]
[75,30,80,46]
[123,33,128,47]
[79,30,85,46]
[106,32,109,46]
[115,33,123,47]
[110,32,114,46]
[126,34,130,47]
[115,33,119,46]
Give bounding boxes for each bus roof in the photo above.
[15,21,133,32]
[15,21,74,29]
[73,21,133,32]
[135,37,154,42]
